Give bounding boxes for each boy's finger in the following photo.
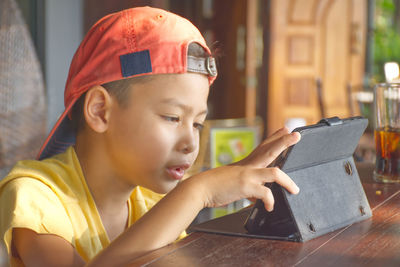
[274,170,300,195]
[249,184,274,212]
[266,132,300,163]
[258,127,291,147]
[250,132,301,167]
[257,167,300,195]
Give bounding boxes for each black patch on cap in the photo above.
[120,50,152,77]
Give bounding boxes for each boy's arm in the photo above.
[12,128,299,267]
[12,228,86,266]
[88,128,300,266]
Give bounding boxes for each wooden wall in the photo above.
[266,0,367,133]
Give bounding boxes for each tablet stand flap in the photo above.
[245,116,371,242]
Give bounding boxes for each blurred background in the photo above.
[8,0,400,135]
[2,1,369,129]
[12,0,400,132]
[2,0,397,170]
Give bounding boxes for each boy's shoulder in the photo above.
[0,146,82,198]
[0,149,80,255]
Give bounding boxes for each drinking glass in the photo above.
[374,83,400,183]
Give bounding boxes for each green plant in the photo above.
[373,0,400,82]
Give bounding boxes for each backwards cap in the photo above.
[37,6,217,160]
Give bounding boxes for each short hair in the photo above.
[70,42,212,133]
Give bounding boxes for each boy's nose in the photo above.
[178,126,197,154]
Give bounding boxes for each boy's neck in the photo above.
[74,134,135,214]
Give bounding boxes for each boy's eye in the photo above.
[162,115,180,122]
[194,122,204,131]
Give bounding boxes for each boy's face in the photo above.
[106,73,209,193]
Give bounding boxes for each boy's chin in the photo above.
[149,181,179,195]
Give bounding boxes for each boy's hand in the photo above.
[193,127,301,212]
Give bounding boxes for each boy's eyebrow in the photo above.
[160,98,208,116]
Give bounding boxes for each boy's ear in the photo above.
[83,85,113,133]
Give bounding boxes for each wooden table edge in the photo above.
[128,232,203,266]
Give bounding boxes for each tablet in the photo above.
[189,116,371,242]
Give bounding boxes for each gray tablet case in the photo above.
[189,116,371,242]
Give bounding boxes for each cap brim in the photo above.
[37,100,77,160]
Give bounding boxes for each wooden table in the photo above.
[130,162,400,267]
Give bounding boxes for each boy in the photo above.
[0,6,300,266]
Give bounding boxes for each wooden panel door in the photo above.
[267,0,366,134]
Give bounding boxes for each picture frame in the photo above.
[210,126,259,168]
[187,116,263,176]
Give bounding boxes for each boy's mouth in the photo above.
[166,164,190,180]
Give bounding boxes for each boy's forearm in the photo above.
[88,177,205,267]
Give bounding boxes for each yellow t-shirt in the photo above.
[0,146,182,263]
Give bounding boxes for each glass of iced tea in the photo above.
[374,83,400,183]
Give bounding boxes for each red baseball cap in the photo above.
[37,6,217,160]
